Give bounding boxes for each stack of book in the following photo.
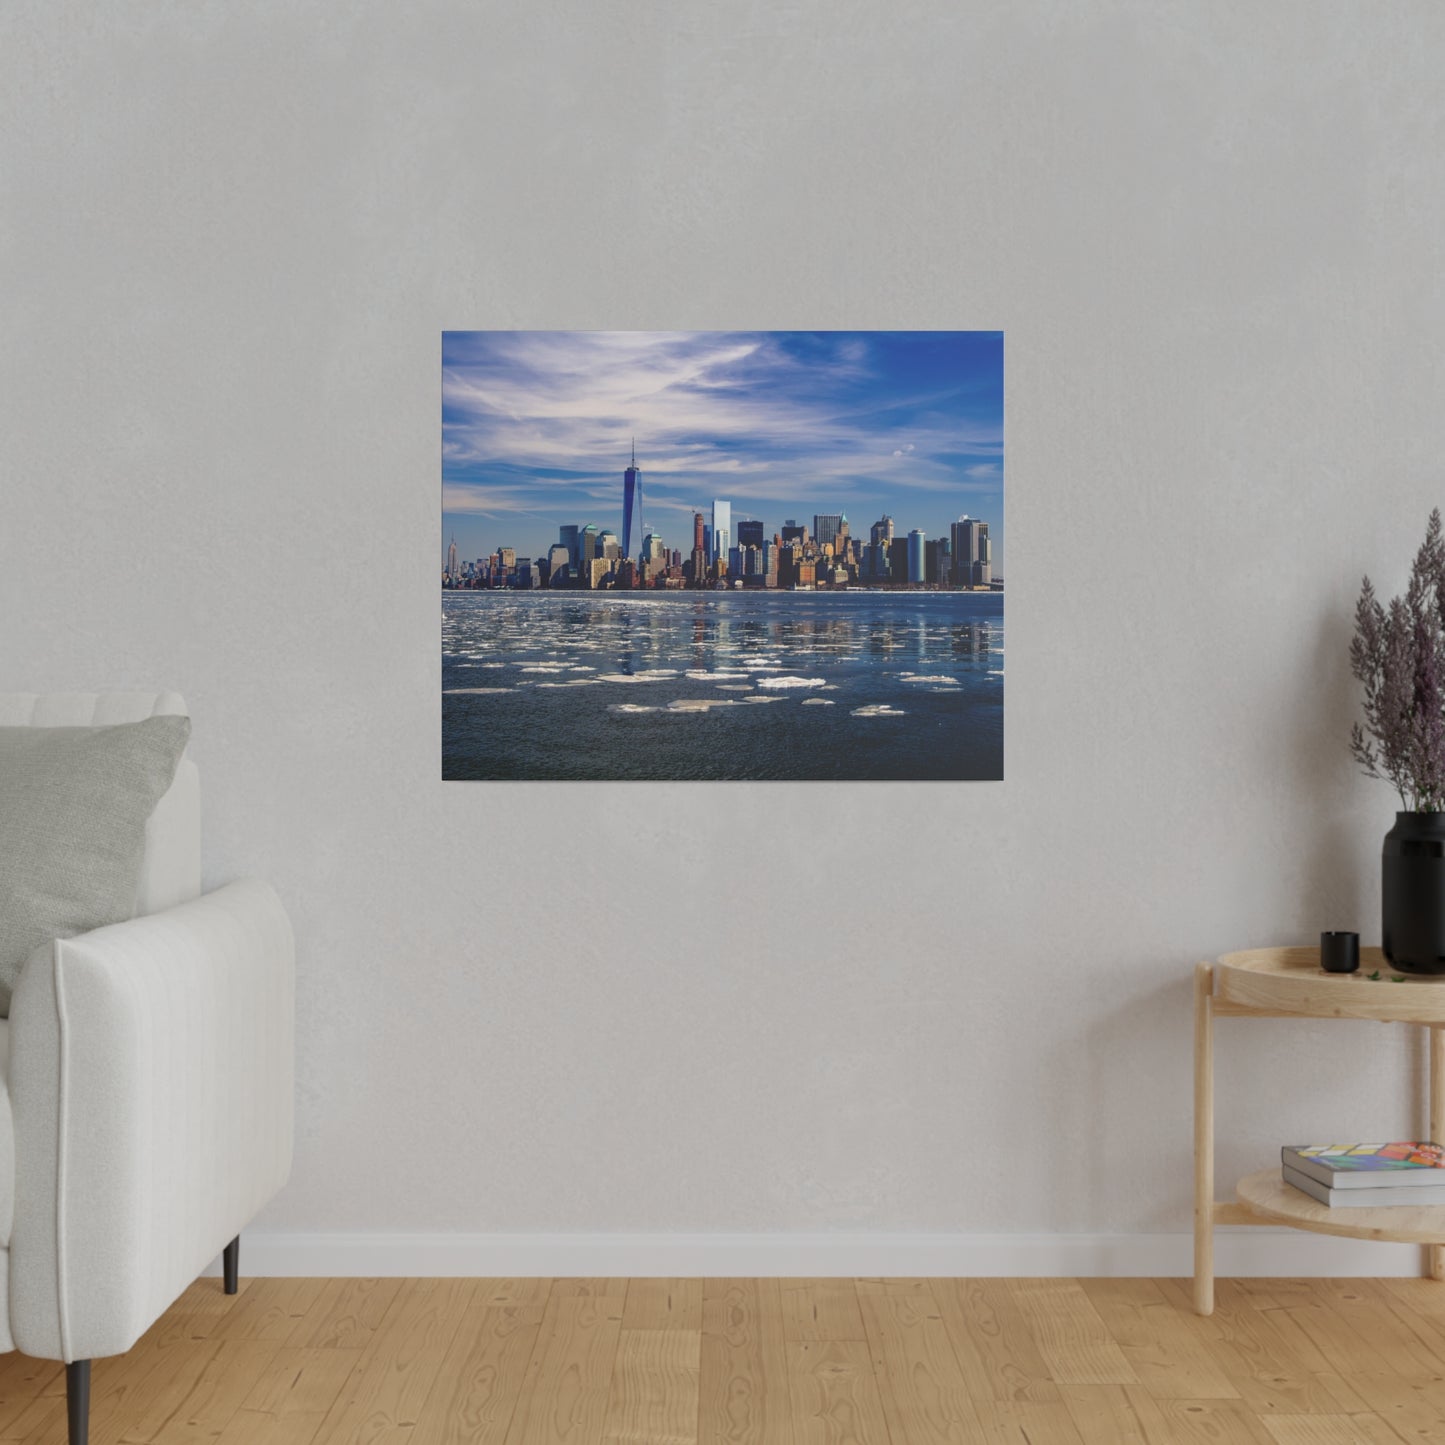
[1283,1143,1445,1207]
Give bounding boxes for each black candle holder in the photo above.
[1320,931,1360,974]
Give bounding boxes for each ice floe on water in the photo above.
[667,698,751,713]
[756,676,829,690]
[716,685,754,692]
[851,703,907,717]
[594,670,681,683]
[535,679,601,688]
[608,696,785,716]
[518,663,574,673]
[444,687,513,695]
[801,698,836,706]
[900,674,960,686]
[684,670,752,681]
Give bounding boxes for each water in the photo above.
[442,590,1004,781]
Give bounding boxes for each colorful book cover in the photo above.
[1286,1143,1445,1172]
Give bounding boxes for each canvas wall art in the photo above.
[442,331,1003,781]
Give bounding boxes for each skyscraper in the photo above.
[712,499,731,563]
[951,516,989,586]
[622,439,642,561]
[737,519,765,549]
[446,535,458,577]
[559,524,580,570]
[690,512,707,584]
[907,530,927,584]
[974,534,993,587]
[814,514,843,552]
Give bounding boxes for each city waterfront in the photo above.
[443,589,1003,780]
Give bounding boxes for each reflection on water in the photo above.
[442,591,1003,781]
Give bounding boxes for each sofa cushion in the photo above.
[0,716,191,1015]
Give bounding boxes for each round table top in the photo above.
[1236,1167,1445,1243]
[1216,946,1445,1023]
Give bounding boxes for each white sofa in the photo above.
[0,692,294,1445]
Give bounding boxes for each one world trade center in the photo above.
[621,440,642,561]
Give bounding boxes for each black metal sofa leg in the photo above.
[67,1360,90,1445]
[223,1235,240,1295]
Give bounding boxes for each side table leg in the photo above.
[1194,962,1215,1315]
[1431,1025,1445,1282]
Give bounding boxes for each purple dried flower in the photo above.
[1352,510,1445,811]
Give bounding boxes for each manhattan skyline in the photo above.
[442,331,1004,569]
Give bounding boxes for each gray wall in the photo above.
[3,1,1443,1242]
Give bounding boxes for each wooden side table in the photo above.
[1194,946,1445,1315]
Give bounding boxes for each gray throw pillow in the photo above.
[0,714,192,1014]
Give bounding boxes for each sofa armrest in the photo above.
[7,879,294,1361]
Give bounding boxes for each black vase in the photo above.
[1383,812,1445,974]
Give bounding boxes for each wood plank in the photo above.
[779,1284,865,1342]
[699,1279,793,1445]
[150,1340,282,1444]
[1006,1280,1137,1387]
[930,1277,1060,1403]
[478,1281,555,1307]
[212,1347,362,1445]
[1340,1373,1445,1444]
[602,1329,700,1445]
[855,1280,983,1445]
[1260,1415,1402,1445]
[1080,1277,1237,1398]
[552,1279,631,1299]
[310,1277,474,1443]
[168,1278,248,1319]
[205,1278,332,1343]
[1316,1278,1445,1375]
[287,1277,403,1350]
[1267,1287,1413,1379]
[1159,1279,1367,1417]
[786,1342,889,1445]
[852,1280,931,1298]
[1058,1384,1156,1445]
[623,1280,704,1332]
[0,1358,62,1439]
[409,1302,545,1445]
[971,1399,1088,1444]
[504,1292,624,1445]
[1143,1398,1278,1445]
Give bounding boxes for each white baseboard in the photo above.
[204,1229,1430,1278]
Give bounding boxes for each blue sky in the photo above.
[442,331,1003,568]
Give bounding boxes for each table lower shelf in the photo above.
[1235,1167,1445,1244]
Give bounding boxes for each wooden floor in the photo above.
[5,1277,1445,1443]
